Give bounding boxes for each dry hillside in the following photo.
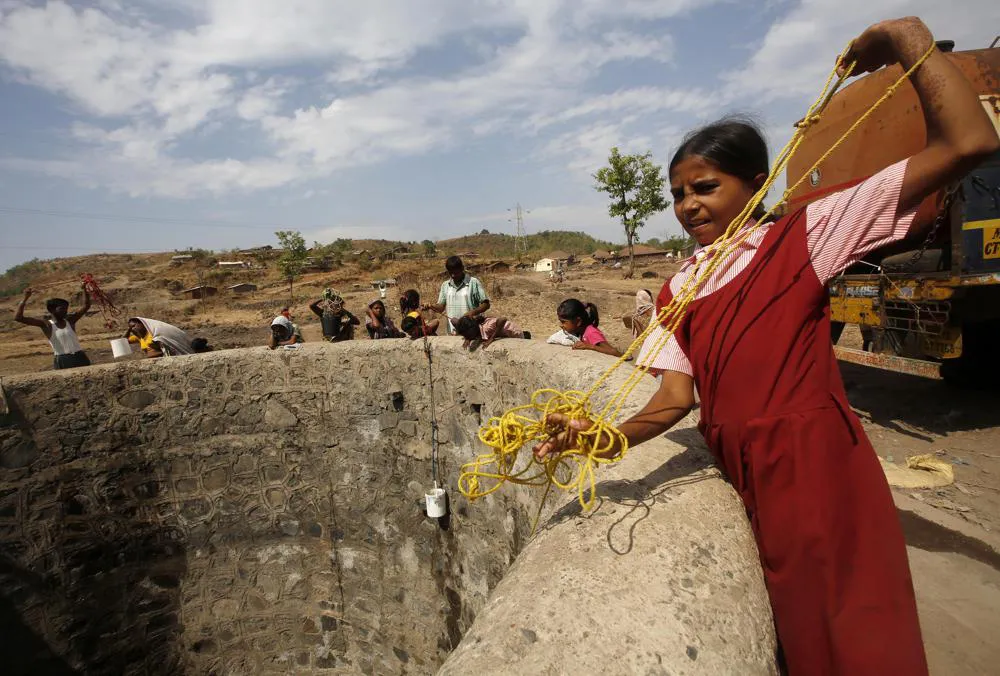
[0,240,677,377]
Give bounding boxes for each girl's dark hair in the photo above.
[401,315,420,335]
[670,116,769,217]
[454,316,480,340]
[400,289,420,315]
[557,299,599,328]
[191,337,212,353]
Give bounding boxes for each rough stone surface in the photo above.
[0,341,775,674]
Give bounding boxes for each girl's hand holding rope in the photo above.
[839,17,933,77]
[533,414,620,462]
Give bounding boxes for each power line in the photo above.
[2,245,167,252]
[0,205,283,230]
[0,204,353,232]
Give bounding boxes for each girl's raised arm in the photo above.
[843,18,999,215]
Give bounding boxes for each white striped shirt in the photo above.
[637,159,916,376]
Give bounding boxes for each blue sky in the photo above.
[1,0,997,272]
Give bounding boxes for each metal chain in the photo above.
[904,184,960,271]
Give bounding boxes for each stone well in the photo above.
[0,341,776,674]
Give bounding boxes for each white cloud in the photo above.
[71,122,163,162]
[168,0,520,69]
[710,0,1000,202]
[12,0,995,204]
[538,122,654,174]
[573,0,708,22]
[252,21,687,175]
[235,78,289,121]
[1,152,302,199]
[529,87,709,130]
[0,0,709,197]
[724,0,1000,103]
[0,2,168,117]
[6,0,1000,271]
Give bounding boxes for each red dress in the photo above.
[656,209,927,674]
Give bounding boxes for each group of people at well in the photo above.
[14,254,631,368]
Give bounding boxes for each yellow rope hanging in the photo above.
[458,40,938,513]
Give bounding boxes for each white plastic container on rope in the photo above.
[110,338,133,359]
[425,487,447,518]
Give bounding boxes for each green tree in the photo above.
[664,234,694,254]
[275,230,308,299]
[421,239,437,257]
[593,147,669,278]
[0,257,45,297]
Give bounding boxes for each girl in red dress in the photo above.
[535,17,998,675]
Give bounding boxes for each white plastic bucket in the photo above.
[425,488,447,518]
[110,338,133,359]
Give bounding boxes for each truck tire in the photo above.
[940,319,1000,389]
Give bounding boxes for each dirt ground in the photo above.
[2,263,999,673]
[833,329,1000,674]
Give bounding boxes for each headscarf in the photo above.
[634,289,654,315]
[129,317,194,355]
[629,289,655,338]
[271,315,293,331]
[271,315,295,340]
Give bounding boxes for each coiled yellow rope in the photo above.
[458,40,937,514]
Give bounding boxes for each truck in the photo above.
[784,39,1000,386]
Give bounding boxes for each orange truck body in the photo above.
[783,42,1000,382]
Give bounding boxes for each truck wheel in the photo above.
[940,320,1000,389]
